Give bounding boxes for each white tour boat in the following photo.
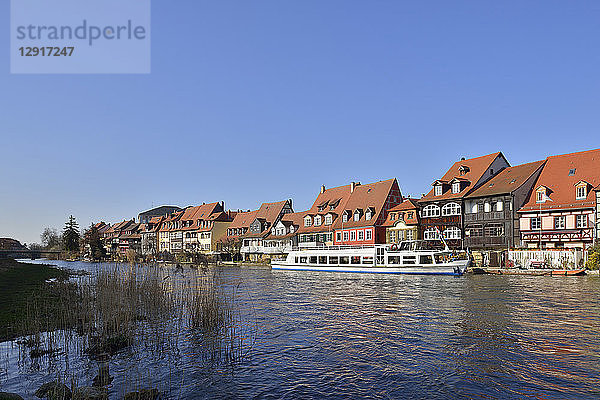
[271,240,471,276]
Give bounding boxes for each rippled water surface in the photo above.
[1,260,600,399]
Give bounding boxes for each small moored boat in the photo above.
[271,240,470,276]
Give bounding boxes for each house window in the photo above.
[467,225,483,237]
[452,182,461,194]
[407,212,414,219]
[434,185,443,196]
[342,213,349,223]
[471,203,478,214]
[343,231,349,241]
[304,216,312,227]
[484,202,491,213]
[354,210,361,221]
[443,227,461,240]
[484,224,504,237]
[555,216,565,229]
[390,213,396,221]
[421,205,441,218]
[365,229,372,240]
[325,214,333,225]
[406,230,414,240]
[441,203,461,216]
[350,231,356,241]
[576,215,587,228]
[336,232,342,242]
[358,230,364,240]
[424,228,439,240]
[314,215,322,226]
[365,209,373,220]
[496,201,503,212]
[389,231,396,243]
[536,191,545,203]
[576,186,587,200]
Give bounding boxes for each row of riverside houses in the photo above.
[92,148,600,265]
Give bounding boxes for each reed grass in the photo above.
[4,261,255,395]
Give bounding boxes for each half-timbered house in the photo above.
[518,149,600,249]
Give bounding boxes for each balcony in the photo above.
[464,236,508,247]
[465,211,512,222]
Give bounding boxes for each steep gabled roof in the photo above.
[520,148,600,212]
[265,211,305,240]
[254,200,289,224]
[420,152,506,202]
[339,179,399,228]
[383,198,420,227]
[228,210,258,230]
[466,160,546,198]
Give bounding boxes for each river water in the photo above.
[1,260,599,399]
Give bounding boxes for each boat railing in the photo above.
[291,244,379,251]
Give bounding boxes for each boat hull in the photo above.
[271,263,465,276]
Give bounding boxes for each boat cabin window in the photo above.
[340,256,349,264]
[362,256,373,264]
[388,256,401,264]
[300,256,307,264]
[329,256,338,264]
[420,255,433,265]
[403,255,416,264]
[309,256,317,264]
[319,256,327,264]
[351,256,361,265]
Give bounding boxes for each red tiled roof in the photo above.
[228,210,259,230]
[382,199,420,227]
[158,211,184,232]
[338,179,398,229]
[519,149,600,212]
[420,152,505,202]
[297,184,354,233]
[297,179,399,232]
[466,160,546,198]
[389,198,420,212]
[266,211,305,239]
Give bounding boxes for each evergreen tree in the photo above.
[63,215,80,253]
[83,224,107,260]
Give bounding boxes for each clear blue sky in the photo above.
[1,1,599,244]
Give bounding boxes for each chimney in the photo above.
[351,182,361,193]
[461,157,466,161]
[321,185,326,194]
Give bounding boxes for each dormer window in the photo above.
[325,214,333,225]
[536,188,547,203]
[304,216,312,227]
[342,211,349,223]
[576,185,587,200]
[290,225,295,233]
[354,209,363,221]
[434,185,443,196]
[452,182,461,194]
[314,215,322,226]
[365,208,374,221]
